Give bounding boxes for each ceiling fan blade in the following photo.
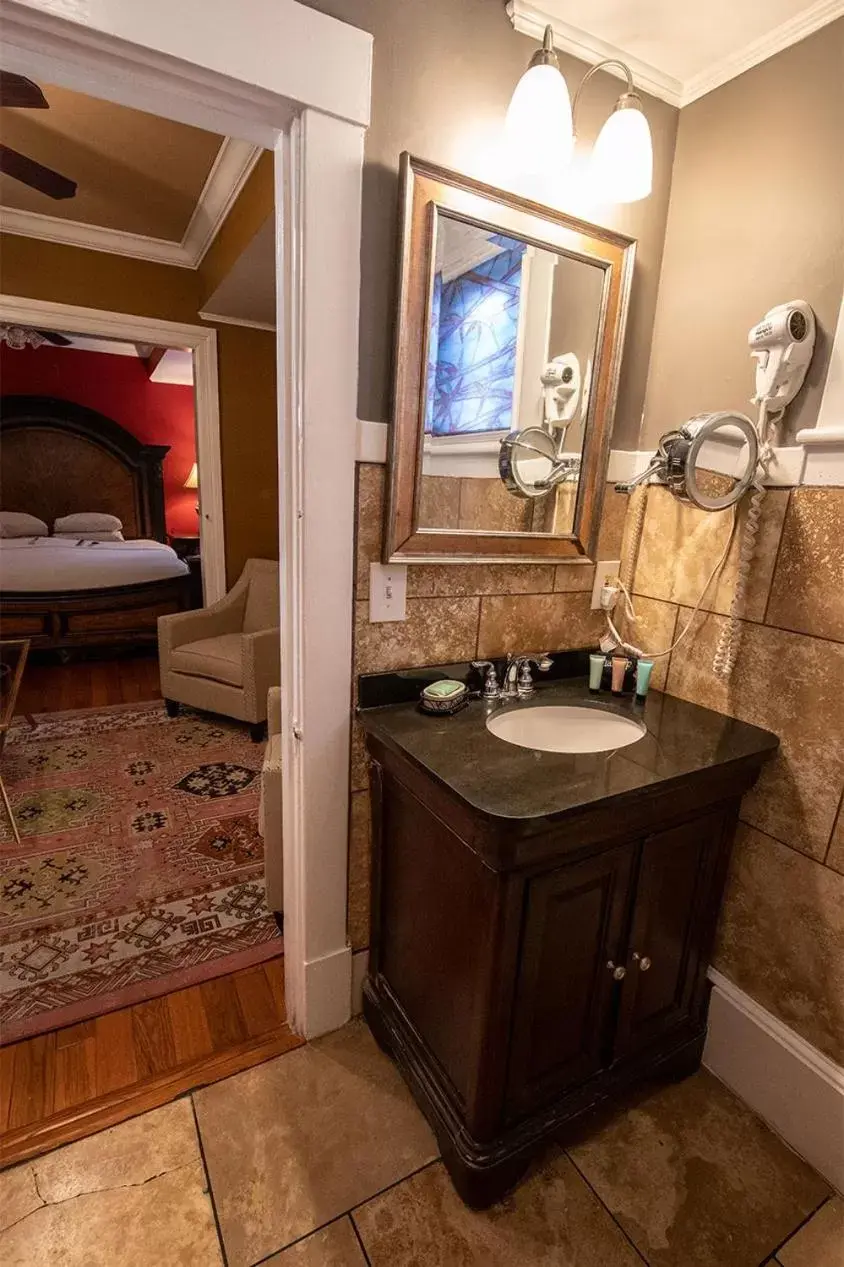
[0,72,48,109]
[38,331,72,347]
[0,145,76,199]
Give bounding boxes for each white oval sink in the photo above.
[487,705,646,754]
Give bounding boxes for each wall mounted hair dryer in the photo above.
[606,299,817,678]
[748,300,815,410]
[541,353,581,428]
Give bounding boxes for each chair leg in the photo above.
[0,773,21,845]
[250,721,266,743]
[165,699,180,718]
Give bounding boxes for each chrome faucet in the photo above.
[503,653,553,699]
[471,660,502,699]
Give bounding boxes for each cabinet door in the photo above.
[505,843,634,1118]
[614,809,728,1058]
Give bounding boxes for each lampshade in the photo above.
[184,462,199,490]
[589,98,653,203]
[505,59,573,177]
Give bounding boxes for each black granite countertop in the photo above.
[359,678,779,824]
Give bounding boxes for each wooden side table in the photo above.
[169,536,203,608]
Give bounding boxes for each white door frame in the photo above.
[2,0,373,1038]
[0,295,226,603]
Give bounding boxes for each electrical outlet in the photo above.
[591,559,621,610]
[370,562,408,622]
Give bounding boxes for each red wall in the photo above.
[0,344,197,536]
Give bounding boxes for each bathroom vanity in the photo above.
[359,670,778,1207]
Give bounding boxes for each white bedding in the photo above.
[0,537,190,593]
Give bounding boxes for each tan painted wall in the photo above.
[301,0,679,448]
[641,19,844,446]
[198,151,274,304]
[0,233,278,580]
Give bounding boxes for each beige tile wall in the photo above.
[347,463,619,951]
[625,484,844,1063]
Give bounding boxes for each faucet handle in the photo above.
[471,660,501,699]
[515,653,553,699]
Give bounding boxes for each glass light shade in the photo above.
[505,63,574,176]
[589,102,653,203]
[184,461,199,490]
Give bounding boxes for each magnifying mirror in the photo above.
[618,411,759,511]
[499,427,581,498]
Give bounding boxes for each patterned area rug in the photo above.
[0,702,281,1044]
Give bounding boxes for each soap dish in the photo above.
[419,679,468,715]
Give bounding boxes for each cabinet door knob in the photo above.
[632,952,652,971]
[607,960,626,980]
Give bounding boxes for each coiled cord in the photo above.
[712,402,776,677]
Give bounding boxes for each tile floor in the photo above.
[0,1019,837,1267]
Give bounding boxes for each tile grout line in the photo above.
[821,785,844,866]
[737,815,841,876]
[349,1213,374,1266]
[247,1158,440,1265]
[754,1192,832,1267]
[671,598,844,648]
[563,1150,651,1266]
[761,487,792,628]
[190,1094,230,1267]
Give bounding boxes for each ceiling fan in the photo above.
[0,72,77,200]
[0,324,72,348]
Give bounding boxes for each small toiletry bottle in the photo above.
[636,659,655,700]
[610,655,628,695]
[588,653,604,692]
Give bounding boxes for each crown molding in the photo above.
[505,1,683,106]
[181,138,262,265]
[0,137,261,269]
[0,204,194,265]
[198,310,276,332]
[506,0,844,109]
[681,0,844,105]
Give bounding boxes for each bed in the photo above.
[0,395,191,651]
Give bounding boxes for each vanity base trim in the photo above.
[363,972,707,1209]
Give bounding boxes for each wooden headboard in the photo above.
[0,396,169,541]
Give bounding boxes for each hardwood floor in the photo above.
[16,649,162,715]
[0,958,300,1168]
[3,651,298,1169]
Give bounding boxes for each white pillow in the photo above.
[54,530,125,542]
[0,511,49,538]
[54,512,123,534]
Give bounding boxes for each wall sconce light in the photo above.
[505,24,573,176]
[506,25,654,203]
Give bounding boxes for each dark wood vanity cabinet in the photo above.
[506,810,728,1122]
[361,724,769,1208]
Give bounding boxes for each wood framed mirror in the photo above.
[384,154,636,564]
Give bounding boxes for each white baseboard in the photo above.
[351,949,369,1016]
[704,969,844,1192]
[300,945,353,1039]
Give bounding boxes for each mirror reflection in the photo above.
[418,213,606,537]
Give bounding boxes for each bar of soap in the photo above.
[420,680,468,714]
[423,680,465,699]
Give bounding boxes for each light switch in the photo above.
[370,562,408,622]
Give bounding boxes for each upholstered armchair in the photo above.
[259,686,283,913]
[158,558,280,741]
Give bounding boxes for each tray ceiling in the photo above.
[0,81,261,267]
[507,0,844,105]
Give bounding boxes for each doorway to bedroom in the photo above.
[0,73,288,1157]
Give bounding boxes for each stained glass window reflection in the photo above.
[425,224,526,437]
